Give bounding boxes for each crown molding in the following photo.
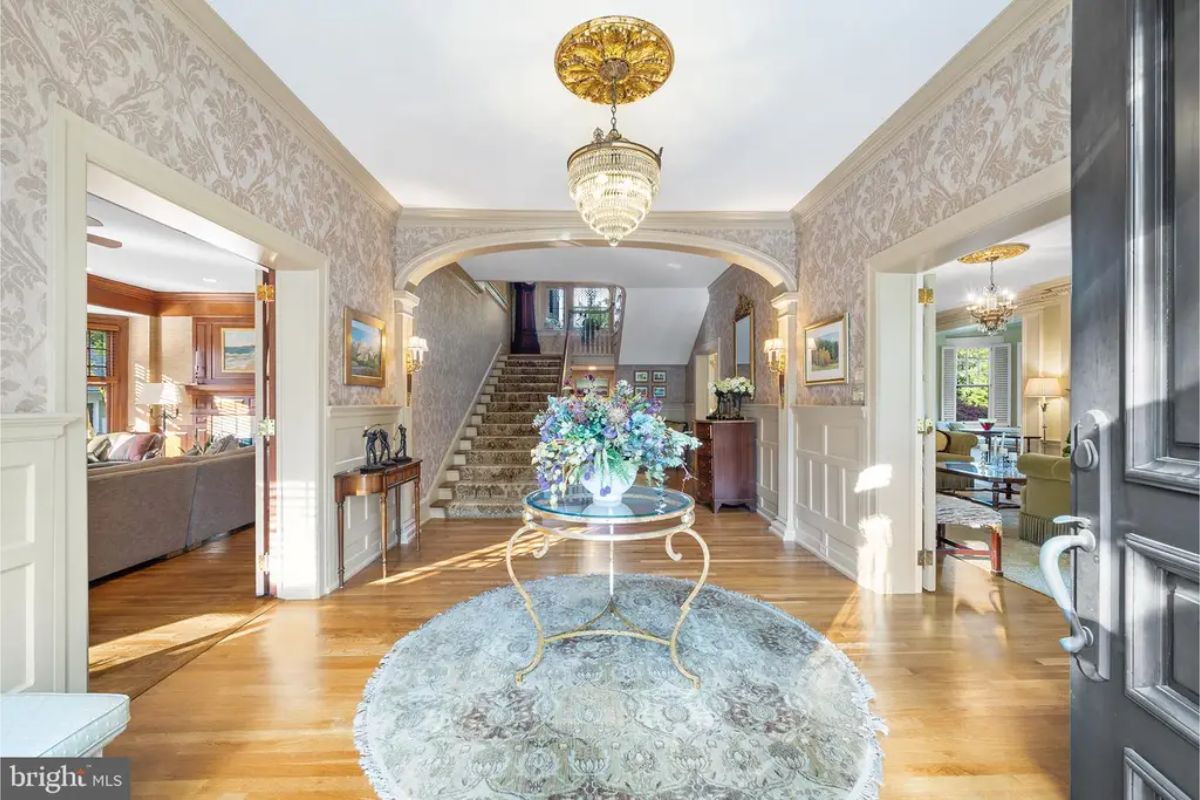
[161,0,400,216]
[791,0,1070,221]
[936,276,1072,331]
[396,207,794,230]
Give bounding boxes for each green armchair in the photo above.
[935,430,978,491]
[1016,452,1071,544]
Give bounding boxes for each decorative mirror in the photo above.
[733,294,754,386]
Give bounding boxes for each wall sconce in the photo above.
[764,337,786,405]
[406,336,429,374]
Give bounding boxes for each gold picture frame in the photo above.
[804,314,849,385]
[343,308,386,387]
[220,327,256,373]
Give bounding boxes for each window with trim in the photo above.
[940,342,1013,426]
[572,286,611,329]
[544,287,565,330]
[86,315,128,434]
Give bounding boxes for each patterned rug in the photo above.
[355,574,885,799]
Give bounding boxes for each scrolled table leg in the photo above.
[664,517,709,689]
[506,521,549,684]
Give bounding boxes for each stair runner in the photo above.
[432,354,562,518]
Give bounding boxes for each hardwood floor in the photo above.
[104,510,1069,799]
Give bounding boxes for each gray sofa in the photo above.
[87,447,255,581]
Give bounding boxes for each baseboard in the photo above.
[422,342,506,508]
[794,517,859,583]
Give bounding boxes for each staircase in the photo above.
[431,354,562,518]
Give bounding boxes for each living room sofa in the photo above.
[935,429,978,491]
[1015,452,1071,544]
[87,447,255,580]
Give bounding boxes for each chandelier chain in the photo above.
[610,76,619,134]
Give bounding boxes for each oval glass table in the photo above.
[506,486,708,688]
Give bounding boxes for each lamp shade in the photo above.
[1024,376,1063,398]
[139,382,180,405]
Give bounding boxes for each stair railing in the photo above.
[559,319,575,395]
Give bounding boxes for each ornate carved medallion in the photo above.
[554,16,674,105]
[957,242,1030,264]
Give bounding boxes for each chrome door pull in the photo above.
[1043,515,1097,654]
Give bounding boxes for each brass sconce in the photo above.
[405,336,428,398]
[764,337,786,405]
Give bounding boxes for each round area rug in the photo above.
[355,574,885,799]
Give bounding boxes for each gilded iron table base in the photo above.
[505,508,709,689]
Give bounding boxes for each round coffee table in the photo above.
[506,486,708,688]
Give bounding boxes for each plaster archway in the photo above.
[395,227,798,292]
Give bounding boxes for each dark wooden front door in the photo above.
[1067,0,1199,796]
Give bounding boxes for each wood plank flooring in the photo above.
[99,510,1069,799]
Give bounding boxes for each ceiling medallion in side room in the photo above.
[556,16,674,246]
[959,242,1027,336]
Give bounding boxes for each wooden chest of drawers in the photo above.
[693,420,757,513]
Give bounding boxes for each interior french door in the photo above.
[255,271,278,596]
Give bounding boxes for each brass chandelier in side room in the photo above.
[555,16,674,246]
[958,243,1028,335]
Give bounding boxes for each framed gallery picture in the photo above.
[651,370,667,383]
[634,384,649,397]
[804,314,849,385]
[633,370,649,383]
[220,328,255,373]
[344,308,386,387]
[652,386,667,398]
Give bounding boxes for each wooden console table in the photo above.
[333,459,421,587]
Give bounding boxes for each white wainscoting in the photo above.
[0,414,75,693]
[325,405,409,592]
[739,404,780,519]
[792,405,869,584]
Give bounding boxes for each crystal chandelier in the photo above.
[555,17,674,246]
[958,243,1028,336]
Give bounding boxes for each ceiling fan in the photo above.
[86,215,122,249]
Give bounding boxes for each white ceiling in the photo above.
[460,247,729,288]
[86,195,262,293]
[207,0,1008,211]
[931,215,1072,311]
[619,289,710,364]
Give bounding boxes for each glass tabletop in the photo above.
[525,485,693,521]
[939,461,1025,480]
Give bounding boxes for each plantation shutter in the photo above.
[940,346,957,421]
[989,344,1011,426]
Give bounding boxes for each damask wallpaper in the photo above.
[794,7,1071,405]
[410,270,508,485]
[690,266,781,408]
[1,0,398,412]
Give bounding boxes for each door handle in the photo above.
[1042,515,1097,654]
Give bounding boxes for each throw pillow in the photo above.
[120,433,160,462]
[206,434,236,455]
[106,432,138,461]
[86,436,112,463]
[935,430,950,452]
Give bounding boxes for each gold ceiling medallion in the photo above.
[554,16,675,105]
[958,242,1028,336]
[558,16,673,247]
[957,243,1030,264]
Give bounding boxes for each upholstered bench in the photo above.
[936,494,1003,575]
[0,693,129,757]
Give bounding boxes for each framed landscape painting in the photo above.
[651,370,667,383]
[344,308,386,387]
[634,384,649,397]
[804,315,848,385]
[221,328,255,373]
[633,370,649,383]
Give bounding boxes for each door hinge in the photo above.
[257,417,276,438]
[917,418,934,435]
[256,283,276,303]
[917,287,934,305]
[917,549,935,567]
[256,552,269,573]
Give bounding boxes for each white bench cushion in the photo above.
[936,495,1002,530]
[0,693,129,757]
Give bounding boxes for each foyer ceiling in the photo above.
[207,0,1008,211]
[931,216,1072,311]
[460,248,729,288]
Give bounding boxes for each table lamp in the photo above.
[1024,376,1063,447]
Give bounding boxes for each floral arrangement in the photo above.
[710,376,755,397]
[532,380,700,499]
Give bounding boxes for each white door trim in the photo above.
[45,105,329,689]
